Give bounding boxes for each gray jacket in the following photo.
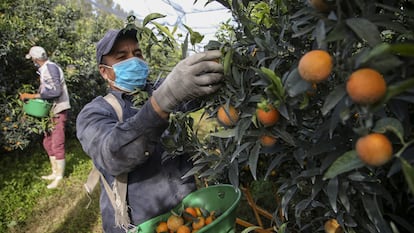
[38,60,71,114]
[76,89,195,233]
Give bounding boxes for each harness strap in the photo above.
[84,93,130,230]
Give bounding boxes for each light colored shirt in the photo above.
[38,60,71,114]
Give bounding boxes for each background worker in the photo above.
[20,46,71,189]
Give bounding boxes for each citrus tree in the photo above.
[0,0,121,151]
[0,0,194,153]
[172,0,414,232]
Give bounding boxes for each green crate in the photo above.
[134,184,241,233]
[23,99,51,117]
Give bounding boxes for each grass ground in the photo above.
[0,110,272,233]
[0,110,218,233]
[0,139,103,233]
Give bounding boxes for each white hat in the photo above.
[25,46,48,59]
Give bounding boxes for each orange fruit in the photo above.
[324,219,343,233]
[156,221,168,233]
[183,207,197,221]
[356,133,393,166]
[192,216,205,230]
[177,225,191,233]
[346,68,387,105]
[308,0,330,12]
[205,212,216,225]
[256,103,280,127]
[194,207,202,217]
[260,135,277,147]
[167,215,184,232]
[217,105,239,127]
[298,50,333,83]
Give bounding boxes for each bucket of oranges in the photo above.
[134,184,241,233]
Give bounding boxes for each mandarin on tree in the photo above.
[356,133,393,167]
[346,68,387,105]
[217,105,239,127]
[324,219,343,233]
[260,135,277,147]
[298,50,333,83]
[308,0,331,12]
[256,103,280,127]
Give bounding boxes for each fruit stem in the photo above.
[257,99,272,112]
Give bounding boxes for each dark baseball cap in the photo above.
[96,28,138,65]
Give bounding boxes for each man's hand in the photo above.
[152,50,224,112]
[19,93,37,101]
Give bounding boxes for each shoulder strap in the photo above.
[104,93,123,122]
[84,93,130,229]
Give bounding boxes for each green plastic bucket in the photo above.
[134,184,241,233]
[23,99,51,117]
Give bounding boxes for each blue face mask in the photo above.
[105,57,149,92]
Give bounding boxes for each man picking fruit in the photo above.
[76,27,223,232]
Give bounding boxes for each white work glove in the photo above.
[153,50,224,112]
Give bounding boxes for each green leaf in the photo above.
[281,186,297,220]
[295,198,311,219]
[299,94,309,109]
[371,78,414,112]
[362,194,393,233]
[264,153,288,180]
[346,18,381,47]
[181,165,205,179]
[326,177,339,213]
[338,181,351,212]
[181,34,189,60]
[231,142,252,162]
[210,128,236,138]
[326,22,348,42]
[373,117,404,142]
[183,24,204,45]
[248,143,260,180]
[401,158,414,195]
[142,13,166,27]
[259,67,285,101]
[323,150,365,180]
[389,43,414,57]
[228,160,239,188]
[284,68,310,98]
[357,43,391,65]
[151,21,175,40]
[241,226,262,233]
[274,128,296,146]
[321,84,346,116]
[223,48,233,77]
[278,222,288,233]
